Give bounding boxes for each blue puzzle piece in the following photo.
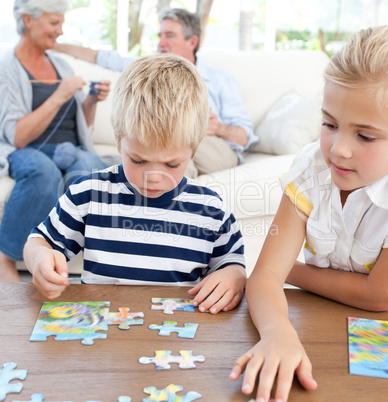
[149,321,198,339]
[0,362,27,401]
[142,384,201,401]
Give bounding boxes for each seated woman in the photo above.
[0,0,110,281]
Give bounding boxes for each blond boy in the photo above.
[24,54,246,314]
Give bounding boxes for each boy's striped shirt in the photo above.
[30,165,245,285]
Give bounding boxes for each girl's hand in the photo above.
[230,328,317,402]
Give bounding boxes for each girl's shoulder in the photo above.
[281,141,328,190]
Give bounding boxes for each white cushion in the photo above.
[196,152,294,221]
[250,92,321,155]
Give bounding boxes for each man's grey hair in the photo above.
[14,0,69,35]
[158,8,201,55]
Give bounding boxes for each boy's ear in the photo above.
[115,136,120,152]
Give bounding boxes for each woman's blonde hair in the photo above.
[111,54,209,152]
[324,26,388,110]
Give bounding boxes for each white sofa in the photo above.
[0,49,329,275]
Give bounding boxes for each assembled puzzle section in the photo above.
[30,301,110,346]
[348,316,388,379]
[151,298,196,315]
[12,395,132,402]
[0,362,27,401]
[139,350,205,370]
[142,384,202,402]
[30,302,144,346]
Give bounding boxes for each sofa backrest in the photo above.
[199,50,329,129]
[60,50,330,148]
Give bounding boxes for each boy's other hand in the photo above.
[31,249,70,299]
[188,265,246,314]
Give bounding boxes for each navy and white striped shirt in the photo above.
[30,165,245,285]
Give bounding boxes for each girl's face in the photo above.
[119,136,193,198]
[24,13,64,50]
[320,80,388,197]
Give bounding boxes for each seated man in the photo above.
[55,8,257,178]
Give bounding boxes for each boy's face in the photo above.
[120,136,193,198]
[320,81,388,195]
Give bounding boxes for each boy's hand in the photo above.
[188,265,246,314]
[229,326,317,401]
[30,248,70,299]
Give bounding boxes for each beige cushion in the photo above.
[250,92,321,155]
[196,152,295,221]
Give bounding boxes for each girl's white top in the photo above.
[281,141,388,273]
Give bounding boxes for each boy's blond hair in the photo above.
[111,54,209,152]
[324,26,388,110]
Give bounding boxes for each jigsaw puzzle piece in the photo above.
[0,362,27,401]
[107,307,144,330]
[139,350,174,369]
[117,397,131,402]
[12,393,73,402]
[149,322,198,339]
[151,298,195,315]
[142,384,202,401]
[139,350,204,370]
[30,301,110,346]
[175,351,205,369]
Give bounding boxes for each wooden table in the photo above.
[1,283,388,401]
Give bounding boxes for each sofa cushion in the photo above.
[199,50,329,129]
[195,152,295,222]
[250,92,321,155]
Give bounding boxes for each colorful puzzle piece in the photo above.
[30,301,110,345]
[11,394,73,402]
[142,384,202,401]
[149,321,198,339]
[139,350,205,370]
[0,362,27,401]
[107,307,144,330]
[117,397,132,402]
[151,298,196,315]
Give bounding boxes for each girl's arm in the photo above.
[287,248,388,311]
[230,194,317,401]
